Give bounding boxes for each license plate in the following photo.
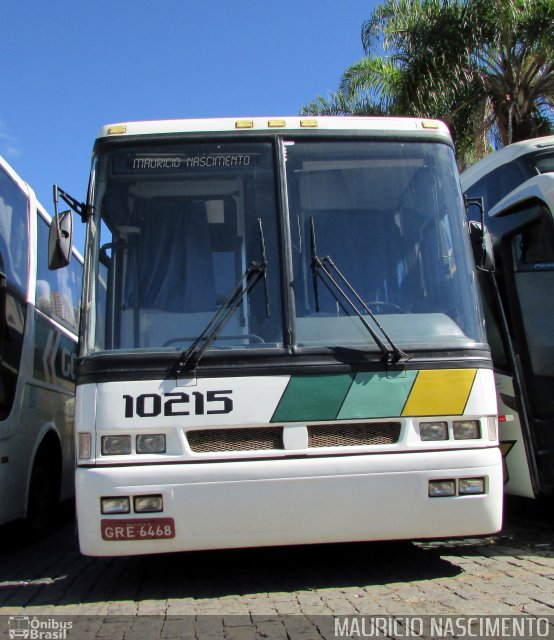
[101,517,175,541]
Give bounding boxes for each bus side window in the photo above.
[0,166,29,292]
[510,204,554,388]
[513,205,554,266]
[0,165,29,420]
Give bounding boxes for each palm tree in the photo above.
[466,0,554,147]
[303,0,554,165]
[303,58,405,117]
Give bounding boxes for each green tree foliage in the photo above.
[302,0,554,165]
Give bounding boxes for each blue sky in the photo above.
[1,1,377,253]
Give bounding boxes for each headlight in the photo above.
[453,420,480,440]
[420,421,448,441]
[136,434,166,454]
[459,477,485,495]
[101,435,132,455]
[101,496,130,514]
[134,495,163,513]
[428,480,456,497]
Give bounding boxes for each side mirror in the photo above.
[469,220,495,272]
[48,209,73,270]
[464,194,495,273]
[49,184,79,270]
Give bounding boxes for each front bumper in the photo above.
[77,447,503,556]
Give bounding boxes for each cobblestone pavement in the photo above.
[0,497,552,638]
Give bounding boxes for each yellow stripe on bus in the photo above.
[401,369,477,416]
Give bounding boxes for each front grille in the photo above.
[308,422,401,448]
[187,427,283,453]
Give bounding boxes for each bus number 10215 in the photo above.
[123,391,233,418]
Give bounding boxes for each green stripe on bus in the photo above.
[271,374,355,422]
[338,370,418,419]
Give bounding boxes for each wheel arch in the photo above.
[24,423,63,517]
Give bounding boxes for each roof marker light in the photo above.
[235,120,254,129]
[421,120,440,129]
[268,119,286,128]
[107,125,127,135]
[300,119,318,128]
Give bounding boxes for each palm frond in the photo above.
[302,0,554,155]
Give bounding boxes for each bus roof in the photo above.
[461,135,554,191]
[95,116,452,141]
[0,153,33,201]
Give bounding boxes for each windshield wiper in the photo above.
[310,217,410,364]
[174,218,269,374]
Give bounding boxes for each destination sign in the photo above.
[112,152,257,174]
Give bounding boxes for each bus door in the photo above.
[499,200,554,496]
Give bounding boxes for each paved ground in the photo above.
[0,497,552,638]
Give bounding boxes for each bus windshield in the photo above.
[88,142,283,354]
[85,138,484,356]
[285,140,483,349]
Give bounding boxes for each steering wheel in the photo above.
[364,301,405,314]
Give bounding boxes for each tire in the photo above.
[24,445,61,538]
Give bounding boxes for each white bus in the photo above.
[0,154,82,533]
[51,116,502,556]
[461,136,554,499]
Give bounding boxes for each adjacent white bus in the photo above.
[0,154,82,532]
[52,117,502,556]
[461,136,554,498]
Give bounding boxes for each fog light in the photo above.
[78,432,92,459]
[101,496,130,514]
[101,435,132,455]
[459,477,485,495]
[136,434,166,454]
[420,421,448,441]
[134,495,163,513]
[453,420,480,440]
[429,479,456,497]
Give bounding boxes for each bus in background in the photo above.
[52,116,502,557]
[0,154,82,533]
[461,135,554,499]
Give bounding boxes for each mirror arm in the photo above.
[53,184,92,223]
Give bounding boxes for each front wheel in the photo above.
[24,448,61,537]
